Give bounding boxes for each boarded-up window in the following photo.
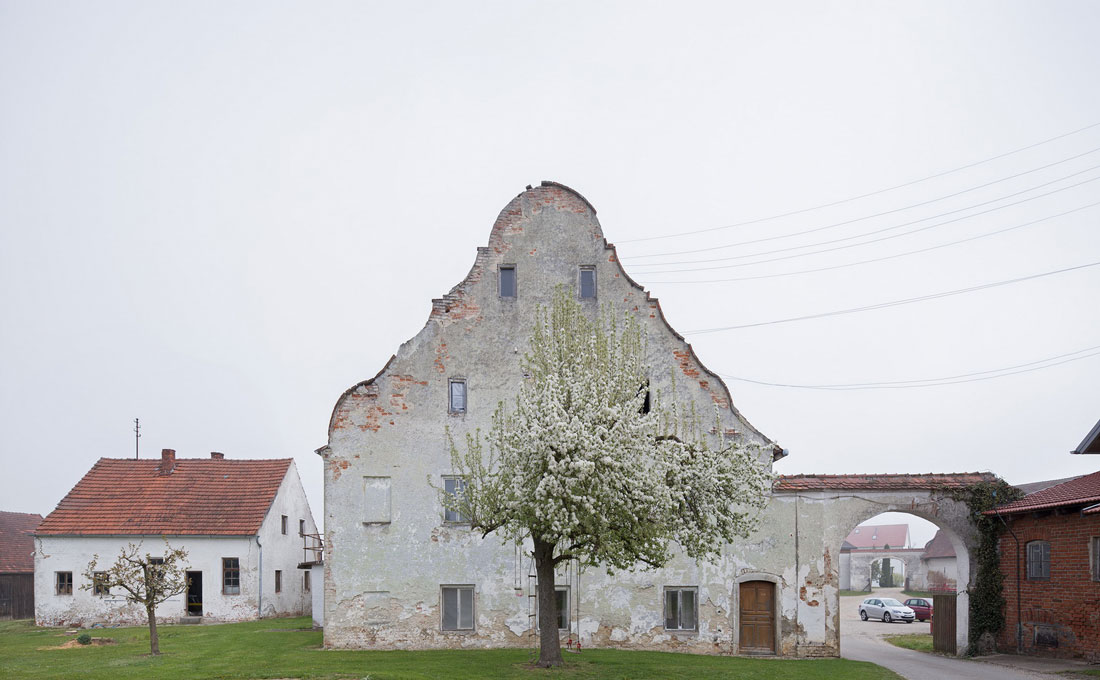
[1026,541,1050,579]
[443,476,468,523]
[441,585,474,631]
[499,265,517,298]
[56,572,73,595]
[223,557,241,595]
[664,586,697,631]
[579,266,596,299]
[364,476,392,523]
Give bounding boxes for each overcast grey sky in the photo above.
[2,2,1098,547]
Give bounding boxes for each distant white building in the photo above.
[34,449,317,627]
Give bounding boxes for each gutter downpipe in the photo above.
[257,536,263,619]
[993,509,1021,653]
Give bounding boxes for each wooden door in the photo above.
[739,581,776,653]
[932,593,956,655]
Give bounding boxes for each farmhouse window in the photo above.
[223,557,241,595]
[281,515,288,535]
[449,379,467,414]
[441,585,474,631]
[1026,540,1050,580]
[299,519,305,536]
[664,586,698,632]
[93,571,110,596]
[1092,537,1100,581]
[499,265,517,298]
[275,570,282,593]
[443,476,469,523]
[304,571,311,592]
[579,266,596,299]
[56,571,73,595]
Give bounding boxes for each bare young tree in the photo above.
[82,541,188,655]
[441,288,772,668]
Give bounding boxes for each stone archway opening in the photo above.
[773,473,994,657]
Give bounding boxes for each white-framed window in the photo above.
[449,379,467,414]
[441,585,475,631]
[1026,540,1050,580]
[443,476,469,523]
[579,266,596,299]
[56,571,73,595]
[1091,537,1100,582]
[499,265,517,298]
[664,586,698,632]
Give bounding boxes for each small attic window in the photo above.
[499,265,517,298]
[579,266,596,299]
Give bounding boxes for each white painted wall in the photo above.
[34,462,318,627]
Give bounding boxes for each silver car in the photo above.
[859,597,915,623]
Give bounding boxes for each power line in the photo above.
[683,260,1100,334]
[718,344,1100,391]
[625,147,1100,260]
[638,200,1100,284]
[634,173,1100,274]
[618,120,1100,244]
[629,166,1100,267]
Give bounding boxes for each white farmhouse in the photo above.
[34,449,318,627]
[318,182,793,654]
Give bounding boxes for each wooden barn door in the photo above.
[932,593,957,655]
[739,581,776,654]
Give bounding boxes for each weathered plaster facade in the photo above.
[34,459,318,627]
[319,182,794,654]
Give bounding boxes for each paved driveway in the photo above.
[840,589,1049,680]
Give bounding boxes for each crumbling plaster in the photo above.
[320,182,792,654]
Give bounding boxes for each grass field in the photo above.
[883,633,933,653]
[0,617,903,680]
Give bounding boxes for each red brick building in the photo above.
[990,470,1100,661]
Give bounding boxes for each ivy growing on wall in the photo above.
[949,479,1023,655]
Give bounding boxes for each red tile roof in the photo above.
[0,511,42,573]
[921,529,956,559]
[36,457,292,536]
[843,523,910,549]
[987,469,1100,516]
[774,472,996,491]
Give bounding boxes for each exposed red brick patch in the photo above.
[673,350,700,379]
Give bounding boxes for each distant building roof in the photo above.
[843,523,910,549]
[36,451,292,536]
[1013,476,1082,496]
[0,511,43,573]
[921,529,956,560]
[988,469,1100,516]
[775,472,995,491]
[1072,417,1100,455]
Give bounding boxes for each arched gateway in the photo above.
[771,473,996,656]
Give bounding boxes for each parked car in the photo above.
[904,597,933,622]
[859,597,915,623]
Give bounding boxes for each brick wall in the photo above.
[996,511,1100,661]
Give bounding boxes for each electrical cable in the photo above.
[717,344,1100,390]
[683,260,1100,334]
[630,169,1100,269]
[618,121,1100,244]
[637,200,1100,284]
[626,149,1100,261]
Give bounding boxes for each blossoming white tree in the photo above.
[443,289,772,668]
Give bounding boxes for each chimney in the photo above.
[159,448,176,475]
[210,452,224,460]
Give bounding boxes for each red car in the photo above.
[904,597,933,622]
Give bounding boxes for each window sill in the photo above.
[441,628,477,635]
[362,521,392,527]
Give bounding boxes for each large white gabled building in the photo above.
[34,448,318,627]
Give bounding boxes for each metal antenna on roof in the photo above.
[134,418,141,459]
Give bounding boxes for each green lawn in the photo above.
[0,617,903,680]
[884,633,933,653]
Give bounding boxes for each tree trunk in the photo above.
[533,537,563,668]
[147,602,159,655]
